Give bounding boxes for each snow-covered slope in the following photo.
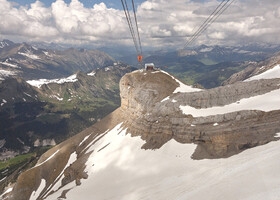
[180,88,280,117]
[5,123,280,200]
[53,126,280,200]
[245,64,280,81]
[0,70,17,80]
[160,70,202,93]
[27,74,78,88]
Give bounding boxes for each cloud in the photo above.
[0,0,280,48]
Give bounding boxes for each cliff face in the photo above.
[120,70,179,113]
[119,70,280,158]
[3,69,280,200]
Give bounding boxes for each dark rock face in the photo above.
[119,70,280,159]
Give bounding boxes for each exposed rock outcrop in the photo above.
[119,70,280,158]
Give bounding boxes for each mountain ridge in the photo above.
[0,40,115,80]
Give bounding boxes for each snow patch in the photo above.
[18,52,40,60]
[43,51,52,57]
[180,88,280,117]
[27,74,78,88]
[200,47,213,52]
[0,70,17,80]
[0,177,6,182]
[44,152,78,197]
[0,61,20,68]
[1,187,13,197]
[245,64,280,81]
[105,67,111,71]
[30,179,46,200]
[161,96,170,102]
[31,150,59,169]
[50,95,63,101]
[0,41,9,48]
[160,70,201,93]
[87,72,96,76]
[171,99,177,103]
[24,92,32,98]
[274,133,280,138]
[79,135,91,146]
[213,123,219,126]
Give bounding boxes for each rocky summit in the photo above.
[2,68,280,200]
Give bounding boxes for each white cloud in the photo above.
[0,0,280,48]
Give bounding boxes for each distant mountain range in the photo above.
[223,51,280,85]
[141,44,280,88]
[0,40,115,80]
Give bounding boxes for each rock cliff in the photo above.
[119,70,280,158]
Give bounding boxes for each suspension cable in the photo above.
[183,0,233,49]
[121,0,140,55]
[184,0,228,48]
[120,0,143,63]
[132,0,143,56]
[186,0,232,47]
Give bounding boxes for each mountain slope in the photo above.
[223,51,280,85]
[140,44,280,89]
[0,40,115,80]
[0,65,135,160]
[3,68,280,200]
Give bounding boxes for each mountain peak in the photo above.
[0,39,14,48]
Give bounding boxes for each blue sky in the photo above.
[12,0,146,9]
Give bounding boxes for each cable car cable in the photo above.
[121,0,140,55]
[132,0,143,55]
[184,0,233,48]
[184,0,230,48]
[184,0,227,48]
[186,0,232,47]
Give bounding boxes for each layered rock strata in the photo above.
[120,70,280,158]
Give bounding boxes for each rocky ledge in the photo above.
[119,70,280,159]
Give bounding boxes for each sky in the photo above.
[10,0,146,9]
[1,0,280,49]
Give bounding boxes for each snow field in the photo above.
[180,88,280,117]
[27,74,78,88]
[245,64,280,81]
[45,123,280,200]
